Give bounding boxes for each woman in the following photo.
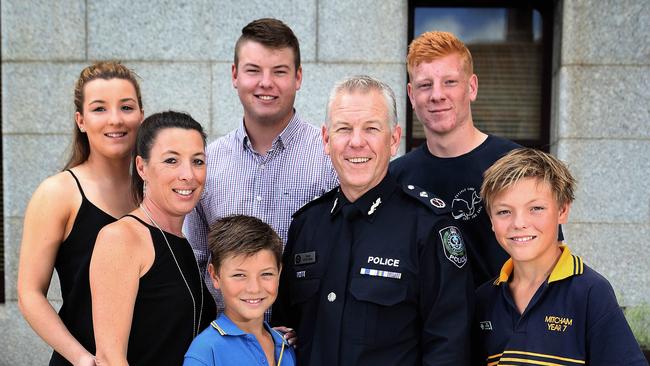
[90,111,216,365]
[17,62,144,365]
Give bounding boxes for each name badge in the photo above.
[294,251,316,265]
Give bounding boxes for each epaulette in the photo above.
[292,186,339,218]
[401,184,451,215]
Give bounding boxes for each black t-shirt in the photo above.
[390,135,520,287]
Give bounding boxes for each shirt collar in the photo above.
[211,313,245,336]
[235,110,302,153]
[330,173,398,222]
[211,314,291,347]
[493,244,584,286]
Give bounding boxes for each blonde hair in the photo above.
[407,31,473,78]
[481,148,576,212]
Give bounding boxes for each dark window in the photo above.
[407,0,554,151]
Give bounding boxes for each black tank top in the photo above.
[50,170,116,366]
[121,214,215,365]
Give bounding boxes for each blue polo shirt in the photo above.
[184,314,296,366]
[474,245,647,365]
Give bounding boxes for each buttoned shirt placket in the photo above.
[246,137,284,223]
[500,272,554,362]
[310,197,357,365]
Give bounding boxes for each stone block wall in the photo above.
[2,0,648,363]
[1,1,406,363]
[552,0,650,306]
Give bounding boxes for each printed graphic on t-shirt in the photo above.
[452,187,482,221]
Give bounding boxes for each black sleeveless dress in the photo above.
[122,215,215,365]
[50,170,116,366]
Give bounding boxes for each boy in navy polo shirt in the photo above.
[474,148,647,366]
[184,215,296,366]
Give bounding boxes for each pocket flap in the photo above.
[349,276,407,306]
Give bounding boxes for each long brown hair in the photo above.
[64,61,143,170]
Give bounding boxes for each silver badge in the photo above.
[419,191,429,198]
[430,197,446,208]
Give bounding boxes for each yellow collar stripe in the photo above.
[211,321,226,336]
[494,245,583,286]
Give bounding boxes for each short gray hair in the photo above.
[325,75,398,129]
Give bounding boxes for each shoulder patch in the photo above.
[292,186,339,218]
[401,184,451,214]
[439,226,468,268]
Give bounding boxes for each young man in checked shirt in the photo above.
[184,18,337,316]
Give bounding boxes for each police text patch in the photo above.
[439,226,467,268]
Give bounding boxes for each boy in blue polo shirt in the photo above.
[474,148,647,366]
[184,215,296,366]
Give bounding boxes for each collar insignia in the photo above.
[368,197,382,215]
[331,197,338,214]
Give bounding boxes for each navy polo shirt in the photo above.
[184,314,296,366]
[474,245,647,365]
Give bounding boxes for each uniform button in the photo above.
[256,195,262,201]
[327,292,336,302]
[260,164,265,169]
[407,185,415,190]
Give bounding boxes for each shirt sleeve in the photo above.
[586,277,647,366]
[420,219,475,366]
[183,202,210,275]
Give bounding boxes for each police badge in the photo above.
[439,226,467,268]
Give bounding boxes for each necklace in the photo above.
[139,203,204,338]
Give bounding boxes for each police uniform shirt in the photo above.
[273,173,474,366]
[390,135,520,287]
[473,245,647,366]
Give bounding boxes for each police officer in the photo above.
[273,75,474,366]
